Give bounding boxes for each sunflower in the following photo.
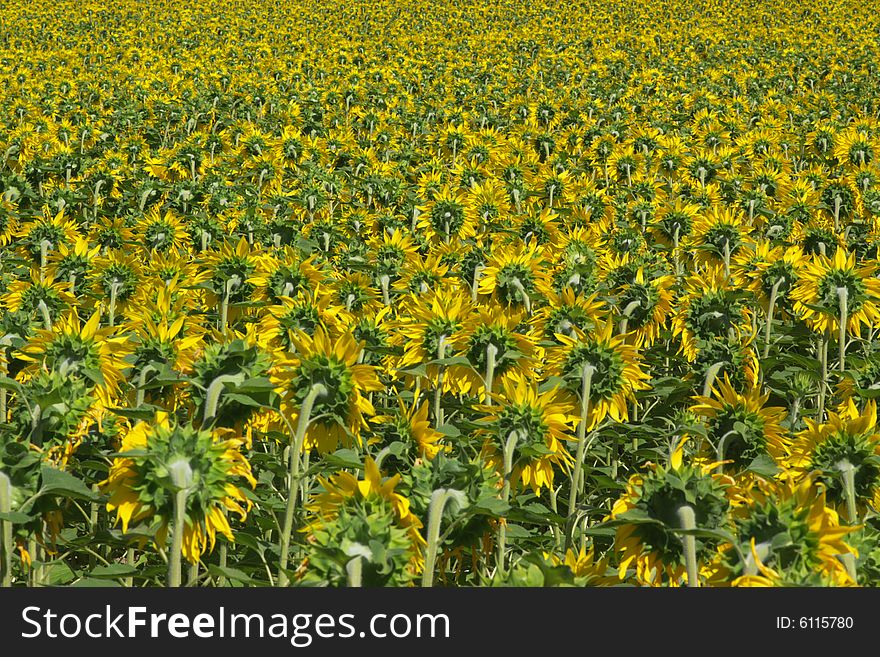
[532,288,608,346]
[136,208,189,253]
[611,460,733,586]
[1,268,74,324]
[261,285,349,353]
[251,248,323,304]
[690,376,788,474]
[102,415,255,563]
[447,304,536,400]
[720,476,856,586]
[306,456,425,575]
[393,284,473,393]
[477,242,550,313]
[272,328,383,453]
[792,248,880,337]
[15,208,80,265]
[200,237,263,307]
[16,309,131,405]
[614,268,675,348]
[546,320,651,430]
[789,401,880,520]
[689,206,748,273]
[671,266,753,362]
[479,373,577,493]
[45,236,101,295]
[370,398,447,461]
[417,184,475,244]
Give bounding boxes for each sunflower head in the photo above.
[612,462,733,586]
[102,415,255,563]
[274,328,382,453]
[304,457,424,585]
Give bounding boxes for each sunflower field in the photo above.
[3,0,880,588]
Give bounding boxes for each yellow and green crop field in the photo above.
[1,0,880,587]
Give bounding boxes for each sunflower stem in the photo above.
[36,300,52,331]
[0,471,12,587]
[673,225,681,277]
[566,364,595,548]
[108,281,120,327]
[619,300,641,336]
[379,274,391,305]
[433,336,447,427]
[722,238,731,279]
[422,488,464,587]
[124,547,135,587]
[837,286,849,373]
[838,460,859,524]
[497,430,520,578]
[278,382,327,587]
[483,343,498,405]
[676,505,699,587]
[818,331,828,421]
[39,240,50,284]
[758,274,781,357]
[203,374,237,427]
[346,557,363,587]
[701,361,725,398]
[510,278,531,315]
[166,458,193,589]
[471,264,483,303]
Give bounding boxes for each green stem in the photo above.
[433,336,447,426]
[277,383,327,587]
[837,286,848,374]
[566,364,595,547]
[0,472,12,587]
[37,300,52,330]
[483,343,498,405]
[422,489,462,587]
[166,458,193,588]
[510,278,532,315]
[838,460,858,525]
[202,374,237,427]
[496,430,520,578]
[818,331,828,421]
[124,547,135,587]
[763,277,784,359]
[108,281,120,327]
[346,557,363,587]
[676,505,699,587]
[701,361,725,398]
[39,240,50,284]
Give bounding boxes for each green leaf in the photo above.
[37,467,99,502]
[90,564,138,578]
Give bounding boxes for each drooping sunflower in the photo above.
[611,459,734,587]
[719,476,856,586]
[478,373,577,493]
[671,266,753,362]
[789,401,880,520]
[306,457,425,579]
[447,304,536,400]
[546,320,651,430]
[16,309,131,404]
[102,415,255,563]
[614,268,675,348]
[792,248,880,337]
[477,242,550,313]
[690,376,788,474]
[393,284,473,393]
[369,398,447,462]
[417,184,475,244]
[272,328,383,453]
